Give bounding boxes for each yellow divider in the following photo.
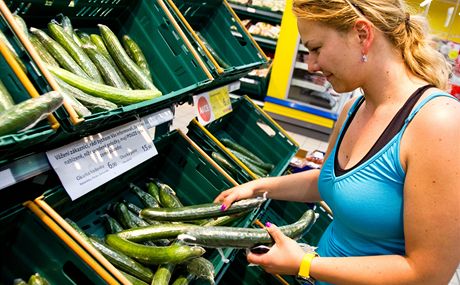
[24,200,122,284]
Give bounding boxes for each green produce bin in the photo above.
[0,202,118,284]
[35,130,265,284]
[162,0,269,86]
[0,21,58,162]
[1,0,213,136]
[187,95,299,181]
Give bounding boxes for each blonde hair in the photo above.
[293,0,451,90]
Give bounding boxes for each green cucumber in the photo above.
[152,263,175,285]
[60,87,91,117]
[228,149,267,177]
[220,137,264,164]
[27,273,50,285]
[122,35,152,81]
[146,180,161,205]
[98,24,158,90]
[28,34,59,67]
[13,278,27,285]
[105,234,205,265]
[196,32,230,69]
[201,211,249,227]
[89,237,154,283]
[140,198,265,222]
[90,33,131,89]
[81,43,129,89]
[116,223,199,242]
[113,202,137,229]
[48,21,103,83]
[0,79,15,113]
[179,209,316,248]
[30,27,89,79]
[123,200,162,226]
[47,64,161,105]
[158,182,183,208]
[171,275,193,285]
[120,271,149,285]
[0,90,63,136]
[103,214,124,234]
[13,15,28,37]
[52,76,117,112]
[130,183,160,208]
[211,151,239,177]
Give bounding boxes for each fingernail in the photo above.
[265,222,271,227]
[220,204,226,211]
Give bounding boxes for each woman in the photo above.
[215,0,460,284]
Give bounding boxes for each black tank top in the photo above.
[334,84,434,176]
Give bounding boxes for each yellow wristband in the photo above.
[298,252,318,279]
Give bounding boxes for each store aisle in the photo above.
[172,102,329,153]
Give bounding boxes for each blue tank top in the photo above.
[315,92,457,285]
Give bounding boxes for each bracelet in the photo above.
[298,252,318,280]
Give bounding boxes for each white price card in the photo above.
[193,85,232,125]
[46,120,157,200]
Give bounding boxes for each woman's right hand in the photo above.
[213,181,258,211]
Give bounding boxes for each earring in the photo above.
[361,54,368,62]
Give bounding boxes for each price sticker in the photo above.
[193,85,232,125]
[46,119,157,200]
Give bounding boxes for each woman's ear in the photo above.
[354,19,374,54]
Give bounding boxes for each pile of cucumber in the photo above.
[66,179,315,284]
[214,137,275,178]
[13,273,50,285]
[19,14,162,118]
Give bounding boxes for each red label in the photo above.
[197,96,211,122]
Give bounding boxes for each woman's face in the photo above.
[297,18,363,93]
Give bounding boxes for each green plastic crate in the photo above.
[187,95,298,180]
[0,21,57,162]
[0,204,112,284]
[3,0,212,135]
[163,0,269,85]
[38,130,264,283]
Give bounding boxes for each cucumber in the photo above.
[0,79,15,113]
[89,237,154,283]
[120,271,149,285]
[60,87,91,117]
[0,29,27,73]
[113,202,138,229]
[81,43,129,89]
[140,198,265,222]
[13,15,29,37]
[65,218,92,243]
[211,151,239,177]
[201,211,249,227]
[179,209,316,248]
[30,27,89,79]
[98,24,159,91]
[220,137,264,164]
[185,257,215,285]
[103,214,124,234]
[196,32,230,69]
[105,234,205,265]
[233,148,274,172]
[0,90,63,136]
[52,76,117,112]
[90,33,131,89]
[228,149,267,177]
[48,21,103,83]
[47,64,161,105]
[171,275,193,285]
[123,200,162,226]
[146,180,161,205]
[116,223,199,242]
[27,273,50,285]
[130,183,160,208]
[122,35,152,81]
[28,34,59,67]
[13,278,27,285]
[158,182,183,208]
[152,263,175,285]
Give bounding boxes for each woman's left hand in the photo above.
[247,223,306,275]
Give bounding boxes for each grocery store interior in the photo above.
[0,0,459,284]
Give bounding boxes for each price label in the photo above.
[46,119,157,200]
[193,85,232,125]
[247,7,256,13]
[141,108,174,130]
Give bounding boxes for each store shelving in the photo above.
[228,3,283,24]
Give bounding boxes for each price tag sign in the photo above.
[193,85,232,125]
[46,119,157,200]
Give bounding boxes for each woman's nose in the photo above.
[308,61,320,73]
